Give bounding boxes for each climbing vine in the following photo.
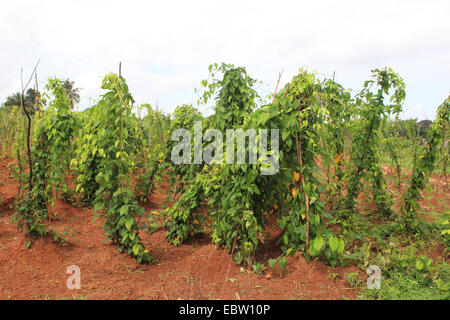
[318,79,352,212]
[1,62,447,276]
[75,73,153,263]
[12,78,75,246]
[345,68,405,218]
[134,104,167,202]
[164,65,346,267]
[400,95,449,231]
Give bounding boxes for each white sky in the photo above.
[1,0,449,119]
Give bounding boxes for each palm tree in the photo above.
[4,92,22,107]
[4,89,41,114]
[63,80,81,109]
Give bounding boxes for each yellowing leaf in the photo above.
[292,188,297,198]
[293,171,300,182]
[334,153,343,164]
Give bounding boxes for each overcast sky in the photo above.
[1,0,449,119]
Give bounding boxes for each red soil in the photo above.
[0,158,447,300]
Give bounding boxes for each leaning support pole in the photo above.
[20,59,41,192]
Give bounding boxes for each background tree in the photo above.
[4,89,41,114]
[4,92,22,107]
[417,120,432,138]
[62,79,81,109]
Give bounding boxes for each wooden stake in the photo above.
[272,71,283,104]
[295,95,310,261]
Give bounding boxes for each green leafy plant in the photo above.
[400,95,449,231]
[77,73,154,263]
[345,68,405,218]
[165,65,345,268]
[134,104,167,203]
[12,78,76,245]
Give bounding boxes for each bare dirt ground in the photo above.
[0,158,447,300]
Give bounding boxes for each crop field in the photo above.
[0,63,448,301]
